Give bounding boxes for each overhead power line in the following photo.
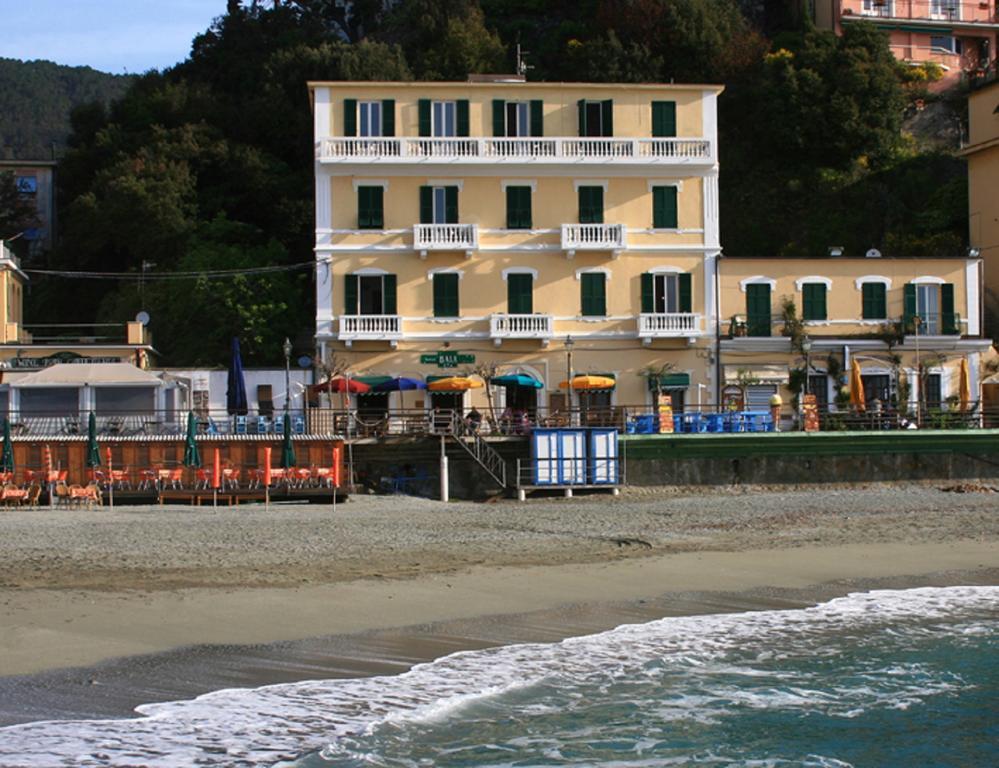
[22,262,316,281]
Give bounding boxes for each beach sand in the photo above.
[1,484,996,726]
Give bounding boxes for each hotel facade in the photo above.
[310,79,991,422]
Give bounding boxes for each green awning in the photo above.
[648,372,691,390]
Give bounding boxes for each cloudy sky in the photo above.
[0,0,230,74]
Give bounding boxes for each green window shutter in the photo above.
[746,284,771,337]
[581,273,606,316]
[941,283,956,333]
[383,274,397,315]
[601,99,613,136]
[640,273,654,313]
[652,186,678,228]
[578,186,604,224]
[381,99,395,136]
[530,100,543,136]
[344,274,358,315]
[418,99,431,137]
[357,186,384,229]
[419,186,433,224]
[507,273,533,314]
[456,100,470,137]
[903,283,917,320]
[343,98,357,137]
[492,99,506,136]
[506,186,532,229]
[577,99,587,137]
[803,284,826,321]
[862,283,886,319]
[444,186,459,224]
[651,101,676,137]
[678,273,692,313]
[433,273,459,317]
[357,187,369,229]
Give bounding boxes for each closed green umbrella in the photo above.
[281,412,295,470]
[183,411,201,468]
[1,418,14,474]
[85,412,101,469]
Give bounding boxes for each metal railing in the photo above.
[489,313,554,339]
[843,1,996,22]
[446,412,507,487]
[560,223,626,251]
[413,223,478,251]
[338,314,403,340]
[515,457,623,489]
[317,136,715,165]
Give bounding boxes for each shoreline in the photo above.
[1,543,995,727]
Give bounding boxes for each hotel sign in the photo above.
[420,351,475,369]
[3,351,124,370]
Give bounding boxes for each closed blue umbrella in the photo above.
[372,377,426,392]
[226,337,249,416]
[1,418,13,474]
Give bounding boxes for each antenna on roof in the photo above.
[516,44,533,78]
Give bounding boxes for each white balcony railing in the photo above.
[317,136,714,165]
[413,223,479,256]
[489,313,554,341]
[338,315,402,343]
[638,313,701,338]
[561,223,626,254]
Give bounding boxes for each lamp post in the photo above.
[283,337,293,415]
[913,315,921,427]
[565,335,574,422]
[800,335,812,431]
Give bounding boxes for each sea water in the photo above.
[0,586,995,767]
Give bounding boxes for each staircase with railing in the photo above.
[445,413,508,488]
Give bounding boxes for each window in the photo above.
[924,373,943,410]
[801,283,827,321]
[652,186,678,229]
[651,101,677,138]
[356,186,384,229]
[577,99,613,137]
[507,273,533,314]
[14,176,37,195]
[344,273,397,316]
[492,99,543,137]
[861,374,891,404]
[663,388,685,414]
[433,273,459,318]
[905,282,957,335]
[505,186,532,229]
[807,374,828,410]
[420,186,458,224]
[745,283,772,337]
[930,35,962,54]
[861,283,887,320]
[343,99,394,137]
[641,273,692,314]
[580,273,606,316]
[862,0,893,15]
[419,99,469,137]
[578,186,604,224]
[931,0,960,19]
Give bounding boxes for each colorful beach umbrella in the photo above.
[85,412,101,468]
[308,377,371,394]
[372,376,426,392]
[427,376,484,392]
[491,374,543,389]
[226,337,249,416]
[1,418,14,474]
[183,411,202,468]
[959,358,971,412]
[280,412,296,469]
[559,375,616,391]
[849,359,866,413]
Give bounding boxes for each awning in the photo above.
[723,365,789,385]
[560,375,616,391]
[491,374,543,388]
[14,363,163,388]
[427,376,484,392]
[648,372,691,391]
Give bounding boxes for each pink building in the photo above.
[814,1,998,86]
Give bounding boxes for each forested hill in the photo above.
[0,58,133,160]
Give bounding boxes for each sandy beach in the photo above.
[1,483,996,726]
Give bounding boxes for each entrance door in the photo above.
[916,285,940,334]
[505,384,538,419]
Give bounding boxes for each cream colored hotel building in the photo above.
[310,78,990,417]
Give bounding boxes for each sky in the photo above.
[0,0,231,75]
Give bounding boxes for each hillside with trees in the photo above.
[0,58,133,160]
[33,0,970,365]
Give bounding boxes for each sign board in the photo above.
[802,393,820,432]
[721,384,744,411]
[657,393,674,434]
[3,351,124,370]
[420,351,475,369]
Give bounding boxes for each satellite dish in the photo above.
[866,248,882,259]
[135,311,151,326]
[297,355,313,369]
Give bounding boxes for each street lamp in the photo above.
[800,335,812,432]
[283,337,293,414]
[565,335,574,419]
[912,315,921,427]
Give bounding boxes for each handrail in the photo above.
[447,412,507,487]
